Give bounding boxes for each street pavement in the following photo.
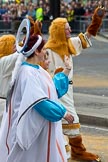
[69,32,108,162]
[0,96,108,162]
[0,32,108,161]
[68,126,108,162]
[72,32,108,129]
[74,93,108,128]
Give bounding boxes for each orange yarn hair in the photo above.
[0,34,16,58]
[44,18,76,60]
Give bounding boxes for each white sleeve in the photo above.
[0,52,18,98]
[70,37,83,56]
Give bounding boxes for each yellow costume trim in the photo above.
[54,67,64,74]
[78,33,88,49]
[65,145,71,152]
[62,123,80,129]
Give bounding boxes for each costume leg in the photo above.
[69,135,100,162]
[64,135,71,159]
[61,85,101,162]
[63,123,101,162]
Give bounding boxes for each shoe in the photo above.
[88,158,101,162]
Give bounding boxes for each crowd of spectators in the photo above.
[0,0,108,32]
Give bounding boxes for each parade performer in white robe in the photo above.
[0,18,74,162]
[44,6,105,162]
[0,35,18,99]
[0,16,42,99]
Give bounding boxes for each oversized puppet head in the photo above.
[44,17,76,60]
[0,35,16,58]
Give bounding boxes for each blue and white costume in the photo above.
[0,61,69,162]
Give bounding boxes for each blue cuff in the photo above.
[53,72,69,98]
[33,99,66,122]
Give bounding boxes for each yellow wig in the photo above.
[44,18,76,60]
[0,34,16,58]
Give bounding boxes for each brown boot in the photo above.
[69,135,101,162]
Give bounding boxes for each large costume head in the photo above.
[0,34,16,58]
[44,18,76,60]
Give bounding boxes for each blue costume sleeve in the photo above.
[33,99,66,122]
[53,72,69,98]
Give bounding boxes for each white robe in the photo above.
[0,52,18,99]
[47,36,91,135]
[0,64,67,162]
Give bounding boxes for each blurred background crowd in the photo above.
[0,0,108,33]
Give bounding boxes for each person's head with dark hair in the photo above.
[24,34,45,56]
[22,34,45,64]
[18,17,45,60]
